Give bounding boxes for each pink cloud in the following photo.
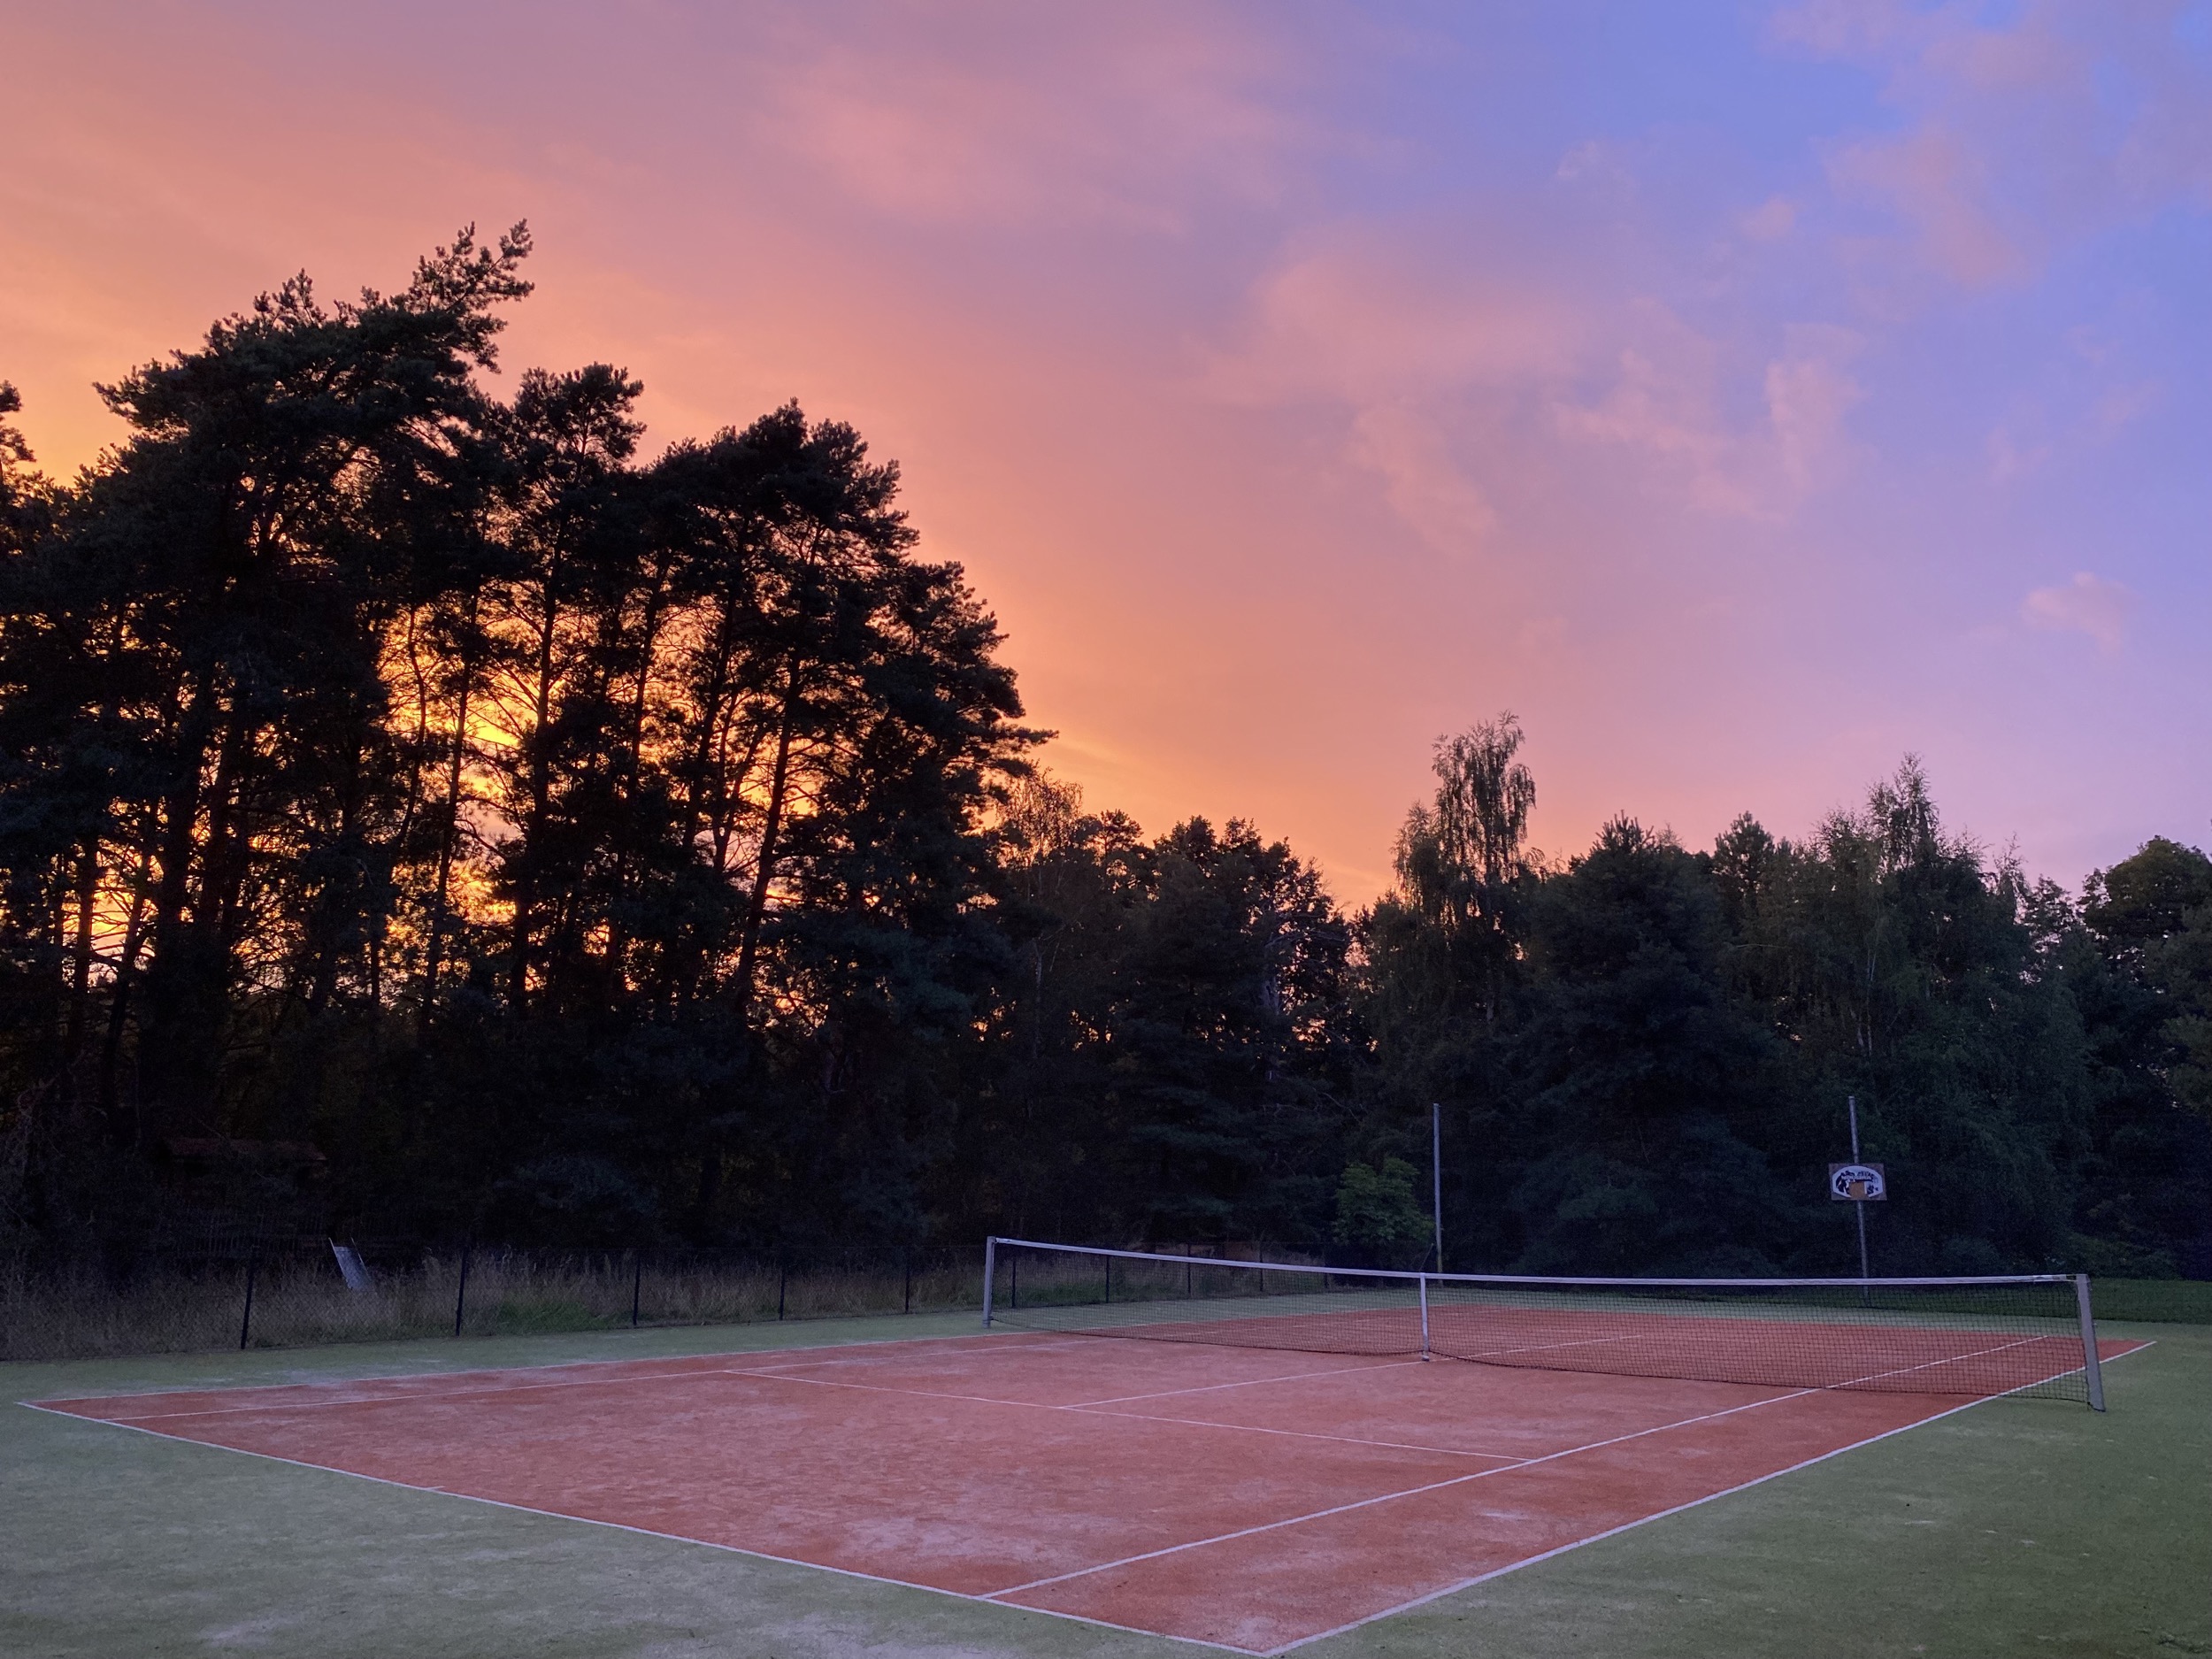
[1778,0,2212,288]
[2022,572,2133,652]
[1829,125,2024,286]
[757,9,1310,229]
[1740,196,1799,241]
[1766,333,1864,489]
[1221,236,1586,403]
[1553,323,1751,516]
[0,1,2195,910]
[1551,309,1862,516]
[1348,404,1499,556]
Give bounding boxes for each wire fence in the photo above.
[7,1231,2204,1365]
[0,1239,984,1362]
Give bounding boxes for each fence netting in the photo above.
[1,1236,979,1362]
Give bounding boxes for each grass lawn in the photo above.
[4,1314,2204,1658]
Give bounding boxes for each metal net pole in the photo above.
[2075,1274,2106,1412]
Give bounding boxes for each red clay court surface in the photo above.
[31,1326,2148,1655]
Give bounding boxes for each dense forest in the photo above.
[2,230,2207,1279]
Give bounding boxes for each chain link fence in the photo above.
[0,1236,986,1362]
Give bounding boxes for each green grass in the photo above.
[4,1315,2204,1658]
[2087,1278,2212,1323]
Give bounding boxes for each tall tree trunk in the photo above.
[599,557,673,988]
[64,838,99,1061]
[137,661,222,1127]
[731,667,803,1022]
[304,736,362,1020]
[509,578,560,1010]
[419,669,472,1037]
[97,841,155,1146]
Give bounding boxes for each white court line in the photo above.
[1266,1339,2158,1655]
[60,1371,733,1424]
[984,1385,1816,1600]
[710,1364,1524,1463]
[988,1332,2137,1607]
[1052,1334,2078,1471]
[26,1329,1104,1423]
[65,1337,1115,1426]
[19,1336,2154,1659]
[19,1322,1085,1413]
[1071,1404,1525,1463]
[1831,1333,2046,1388]
[1456,1333,1645,1358]
[51,1342,1434,1451]
[710,1366,1113,1414]
[15,1402,1257,1657]
[1073,1357,1417,1408]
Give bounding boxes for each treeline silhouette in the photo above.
[1,229,2206,1279]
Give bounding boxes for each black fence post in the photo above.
[1010,1255,1018,1310]
[903,1250,913,1315]
[238,1245,260,1351]
[453,1242,472,1338]
[1104,1256,1112,1304]
[776,1256,787,1321]
[631,1250,643,1328]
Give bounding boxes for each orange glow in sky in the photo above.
[4,3,2206,900]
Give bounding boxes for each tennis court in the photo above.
[30,1288,2149,1656]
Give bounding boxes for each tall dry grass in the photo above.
[0,1250,986,1362]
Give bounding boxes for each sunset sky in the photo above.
[4,1,2206,901]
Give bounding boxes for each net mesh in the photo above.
[987,1240,2101,1404]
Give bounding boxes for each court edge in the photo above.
[13,1336,2158,1659]
[1271,1339,2158,1655]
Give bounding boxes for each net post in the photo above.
[1418,1272,1431,1360]
[981,1236,997,1328]
[2074,1273,2105,1412]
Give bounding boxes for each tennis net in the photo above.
[981,1238,2108,1409]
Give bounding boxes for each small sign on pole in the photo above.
[1827,1163,1887,1202]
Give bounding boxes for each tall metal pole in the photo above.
[1432,1102,1444,1274]
[2074,1273,2106,1413]
[1849,1095,1870,1282]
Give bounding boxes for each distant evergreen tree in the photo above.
[0,232,2202,1279]
[2065,838,2212,1272]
